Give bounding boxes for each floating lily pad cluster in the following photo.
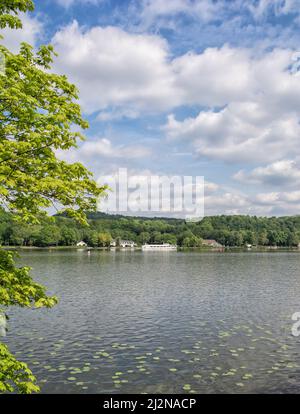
[8,320,299,394]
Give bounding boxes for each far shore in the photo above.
[2,245,300,252]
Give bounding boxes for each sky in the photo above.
[2,0,300,217]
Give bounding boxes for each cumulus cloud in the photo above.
[98,166,300,217]
[51,22,300,166]
[254,190,300,215]
[165,107,300,163]
[165,47,300,163]
[204,192,253,216]
[234,160,300,187]
[57,137,151,163]
[172,46,254,107]
[47,17,300,216]
[52,21,177,114]
[80,138,151,159]
[205,188,300,216]
[51,25,263,114]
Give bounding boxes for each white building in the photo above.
[119,240,136,248]
[76,241,87,247]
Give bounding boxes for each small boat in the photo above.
[142,243,177,251]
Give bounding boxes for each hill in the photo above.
[0,209,299,248]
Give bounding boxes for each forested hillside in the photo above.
[1,209,300,248]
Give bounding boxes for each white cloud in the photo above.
[204,192,253,215]
[246,0,299,20]
[96,108,139,122]
[234,160,300,187]
[165,107,300,163]
[51,22,300,166]
[137,0,220,28]
[172,46,254,107]
[52,21,177,114]
[204,181,219,194]
[165,47,300,163]
[255,190,300,209]
[80,138,151,159]
[92,164,300,217]
[98,166,293,217]
[58,137,151,162]
[0,13,43,52]
[52,24,300,128]
[133,0,300,32]
[55,0,103,8]
[205,188,300,216]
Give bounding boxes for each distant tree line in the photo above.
[0,209,300,248]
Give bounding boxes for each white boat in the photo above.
[142,243,177,251]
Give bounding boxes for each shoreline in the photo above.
[2,245,300,252]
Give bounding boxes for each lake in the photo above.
[4,250,300,393]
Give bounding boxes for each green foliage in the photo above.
[0,41,107,225]
[34,225,61,247]
[0,0,106,394]
[60,226,79,246]
[97,232,112,247]
[1,210,300,248]
[182,234,202,248]
[0,249,57,393]
[0,1,34,30]
[0,249,58,308]
[0,342,39,393]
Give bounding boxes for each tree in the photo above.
[182,235,202,247]
[0,0,106,393]
[35,225,61,247]
[228,231,243,247]
[177,230,194,246]
[137,231,150,245]
[98,232,112,247]
[258,231,269,246]
[84,230,99,247]
[161,233,177,245]
[287,231,299,247]
[151,231,163,243]
[59,226,79,246]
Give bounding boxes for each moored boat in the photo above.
[142,243,177,251]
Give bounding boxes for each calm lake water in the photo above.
[4,250,300,393]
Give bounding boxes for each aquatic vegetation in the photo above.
[223,371,236,376]
[242,374,253,380]
[10,317,300,394]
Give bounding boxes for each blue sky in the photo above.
[2,0,300,216]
